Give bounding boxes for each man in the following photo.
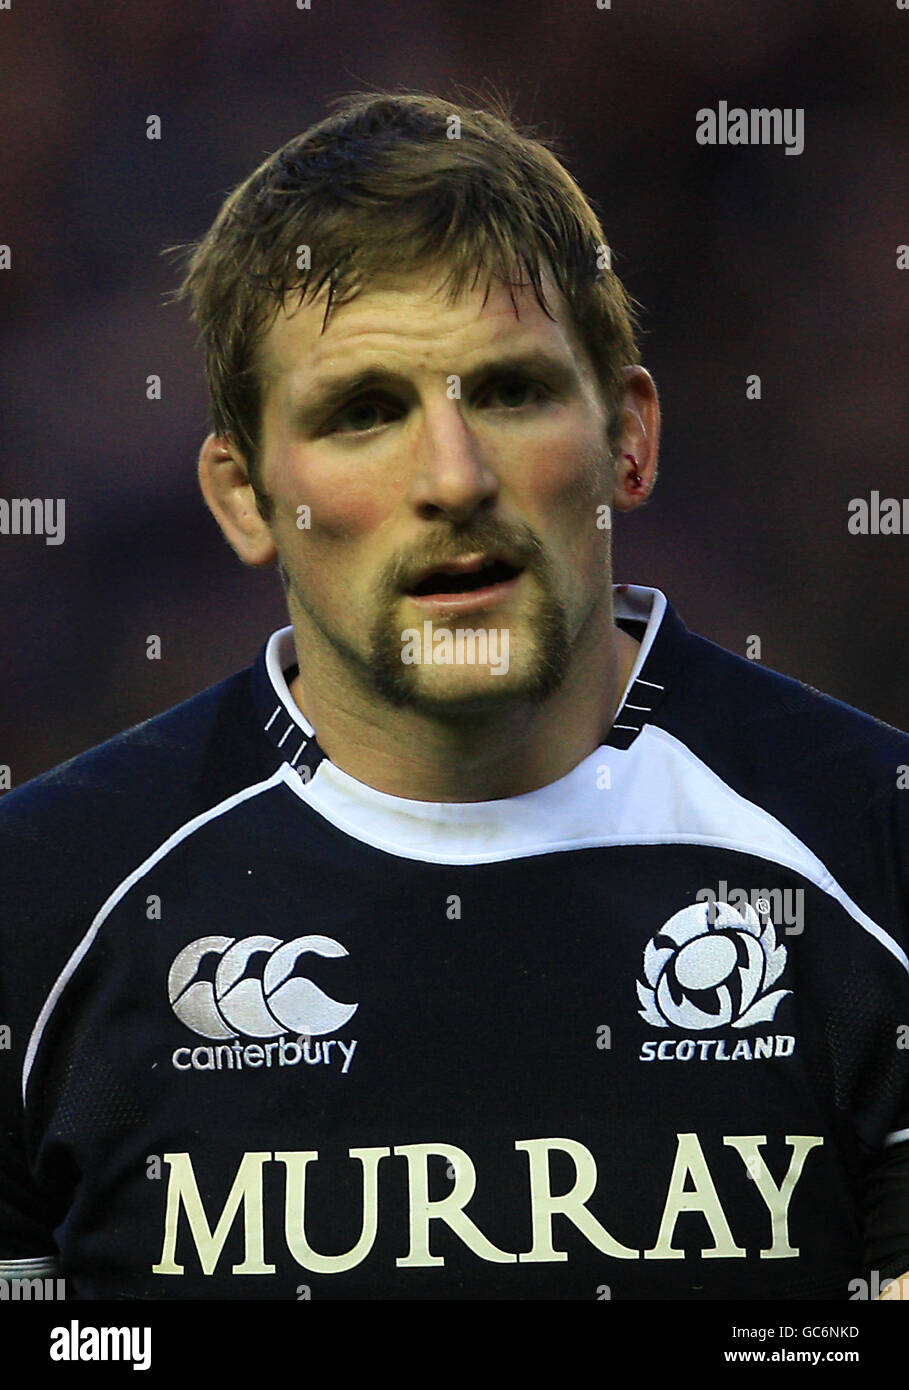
[1,90,908,1301]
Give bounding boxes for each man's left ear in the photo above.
[612,366,660,513]
[197,432,277,567]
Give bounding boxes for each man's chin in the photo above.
[370,661,567,718]
[366,588,571,714]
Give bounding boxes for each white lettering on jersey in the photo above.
[153,1152,275,1275]
[516,1138,637,1261]
[278,1149,390,1273]
[722,1135,824,1257]
[394,1144,516,1266]
[152,1133,823,1278]
[644,1132,746,1259]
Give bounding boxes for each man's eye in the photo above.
[328,378,546,435]
[331,399,396,434]
[483,377,547,408]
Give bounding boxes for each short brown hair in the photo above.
[173,87,642,502]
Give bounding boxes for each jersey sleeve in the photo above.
[0,780,72,1270]
[862,752,909,1284]
[0,932,59,1267]
[863,1138,909,1283]
[0,1140,59,1271]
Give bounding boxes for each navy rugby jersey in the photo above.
[1,584,908,1300]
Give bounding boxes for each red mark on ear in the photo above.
[622,453,643,487]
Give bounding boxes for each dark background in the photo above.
[2,0,907,786]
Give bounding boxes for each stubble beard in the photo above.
[284,557,574,723]
[370,574,572,718]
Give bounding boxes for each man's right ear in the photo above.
[197,433,277,567]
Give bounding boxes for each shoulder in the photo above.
[0,664,285,1044]
[0,664,279,908]
[658,622,909,941]
[669,626,909,773]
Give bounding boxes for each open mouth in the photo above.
[408,559,523,597]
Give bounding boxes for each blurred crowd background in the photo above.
[1,0,907,784]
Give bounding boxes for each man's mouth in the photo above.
[407,556,524,598]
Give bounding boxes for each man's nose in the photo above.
[407,401,500,523]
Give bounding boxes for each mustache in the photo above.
[385,522,547,595]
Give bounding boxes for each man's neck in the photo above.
[286,617,641,803]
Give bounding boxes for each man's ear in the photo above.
[197,433,276,567]
[612,366,660,514]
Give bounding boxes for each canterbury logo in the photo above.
[637,901,790,1030]
[168,934,359,1041]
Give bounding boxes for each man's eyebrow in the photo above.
[289,349,579,428]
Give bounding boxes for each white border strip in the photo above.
[21,768,287,1103]
[264,627,314,736]
[612,586,666,708]
[0,1256,60,1279]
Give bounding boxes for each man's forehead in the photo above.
[258,264,588,390]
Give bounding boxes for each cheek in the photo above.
[516,433,612,599]
[270,450,392,542]
[520,430,607,519]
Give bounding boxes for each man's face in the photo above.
[254,264,619,718]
